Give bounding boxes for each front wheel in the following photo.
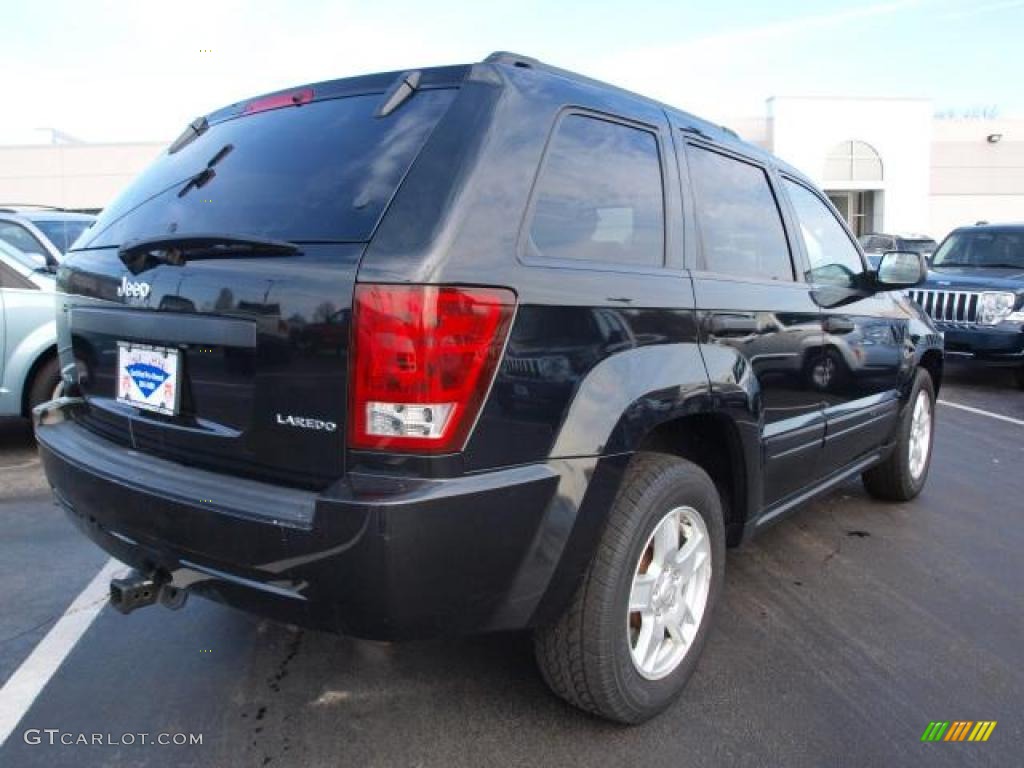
[862,369,935,501]
[533,452,725,724]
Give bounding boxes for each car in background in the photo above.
[907,223,1024,387]
[0,206,96,268]
[859,233,937,268]
[0,239,66,418]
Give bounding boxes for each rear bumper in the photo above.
[36,413,607,640]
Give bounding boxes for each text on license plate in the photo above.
[116,343,181,415]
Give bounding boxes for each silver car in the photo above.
[0,206,96,269]
[0,208,95,418]
[0,239,63,416]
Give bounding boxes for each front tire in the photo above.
[533,452,725,724]
[862,369,935,501]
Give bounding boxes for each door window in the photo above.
[0,222,48,264]
[688,145,793,281]
[0,257,34,289]
[784,179,865,287]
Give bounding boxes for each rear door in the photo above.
[684,141,826,506]
[780,177,903,473]
[58,83,459,489]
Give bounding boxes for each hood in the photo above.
[924,265,1024,293]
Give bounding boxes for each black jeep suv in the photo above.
[908,223,1024,387]
[36,53,941,723]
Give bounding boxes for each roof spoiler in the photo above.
[375,70,422,118]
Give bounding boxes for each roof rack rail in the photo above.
[483,52,637,99]
[484,52,541,69]
[482,51,753,155]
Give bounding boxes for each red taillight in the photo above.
[349,284,516,453]
[243,88,314,115]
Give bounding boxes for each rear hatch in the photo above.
[58,71,462,488]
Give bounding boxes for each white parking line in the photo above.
[938,399,1024,427]
[0,558,123,747]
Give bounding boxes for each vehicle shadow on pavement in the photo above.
[0,417,35,463]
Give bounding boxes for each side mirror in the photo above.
[875,250,926,289]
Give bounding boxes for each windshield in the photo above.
[30,218,94,254]
[932,230,1024,269]
[80,89,456,249]
[900,239,936,253]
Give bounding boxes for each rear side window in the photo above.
[688,146,793,281]
[527,114,664,267]
[81,89,457,248]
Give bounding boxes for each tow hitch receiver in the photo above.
[109,570,188,614]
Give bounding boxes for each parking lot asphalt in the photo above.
[0,363,1021,768]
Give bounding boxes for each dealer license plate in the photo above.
[116,343,181,415]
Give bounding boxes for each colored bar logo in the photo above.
[921,721,997,742]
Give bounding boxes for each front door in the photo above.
[684,142,825,506]
[782,178,903,474]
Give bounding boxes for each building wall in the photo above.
[0,142,164,211]
[928,118,1024,239]
[765,96,933,236]
[0,107,1020,241]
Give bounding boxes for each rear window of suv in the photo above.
[79,89,457,249]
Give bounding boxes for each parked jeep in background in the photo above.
[907,223,1024,388]
[35,53,940,724]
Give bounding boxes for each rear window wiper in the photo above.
[119,233,300,274]
[178,144,234,199]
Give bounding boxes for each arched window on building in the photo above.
[823,140,883,182]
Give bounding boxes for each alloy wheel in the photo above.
[627,506,712,680]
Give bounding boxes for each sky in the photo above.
[1,0,1021,145]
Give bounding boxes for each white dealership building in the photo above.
[0,96,1021,242]
[733,96,1023,241]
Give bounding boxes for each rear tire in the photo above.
[26,356,62,415]
[533,452,725,724]
[1014,366,1024,390]
[862,369,935,501]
